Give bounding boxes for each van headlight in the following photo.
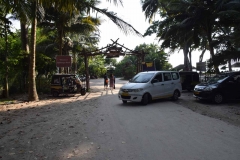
[203,86,212,91]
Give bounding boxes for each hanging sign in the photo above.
[196,62,206,71]
[56,55,72,67]
[142,62,155,71]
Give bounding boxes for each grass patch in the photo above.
[0,98,15,105]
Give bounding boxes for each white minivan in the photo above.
[118,71,182,105]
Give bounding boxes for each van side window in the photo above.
[163,73,172,81]
[155,73,163,82]
[171,72,179,80]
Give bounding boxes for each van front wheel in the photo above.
[141,93,149,105]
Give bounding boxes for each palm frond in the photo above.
[90,6,142,37]
[142,0,159,23]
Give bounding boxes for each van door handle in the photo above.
[161,84,164,85]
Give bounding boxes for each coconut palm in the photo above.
[2,0,142,101]
[209,0,240,71]
[143,0,240,73]
[142,0,197,71]
[0,1,13,98]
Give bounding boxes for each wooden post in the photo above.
[84,52,90,91]
[141,52,145,72]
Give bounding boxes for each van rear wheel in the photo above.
[172,90,179,101]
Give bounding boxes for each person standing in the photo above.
[103,73,108,90]
[109,73,115,90]
[113,75,116,89]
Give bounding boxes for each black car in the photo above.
[193,72,240,104]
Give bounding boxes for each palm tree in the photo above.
[27,1,39,101]
[4,0,142,101]
[142,0,196,71]
[0,0,15,98]
[208,0,240,71]
[143,0,240,73]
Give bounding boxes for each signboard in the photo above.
[105,51,120,58]
[56,55,72,67]
[196,62,206,71]
[142,62,155,71]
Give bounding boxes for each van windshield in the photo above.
[207,74,229,84]
[130,73,154,83]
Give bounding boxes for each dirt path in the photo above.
[0,79,122,159]
[0,93,99,159]
[174,91,240,127]
[0,79,240,159]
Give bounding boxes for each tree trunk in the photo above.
[183,44,190,71]
[228,59,232,72]
[207,29,220,74]
[84,52,90,91]
[199,49,206,62]
[3,18,9,98]
[72,51,77,74]
[20,22,29,92]
[28,1,39,101]
[188,48,192,71]
[58,26,64,73]
[208,42,220,74]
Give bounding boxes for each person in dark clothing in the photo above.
[103,73,108,90]
[113,75,116,89]
[109,73,115,90]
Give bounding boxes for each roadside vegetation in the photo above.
[0,0,239,101]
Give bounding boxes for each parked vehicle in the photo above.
[118,71,182,105]
[193,71,240,104]
[50,74,86,97]
[179,71,200,91]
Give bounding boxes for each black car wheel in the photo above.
[212,93,224,104]
[122,100,127,104]
[172,90,179,101]
[141,93,149,105]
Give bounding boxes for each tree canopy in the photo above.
[142,0,240,73]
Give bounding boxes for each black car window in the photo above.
[207,74,229,84]
[229,75,240,83]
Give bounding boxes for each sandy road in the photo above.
[82,78,240,160]
[0,78,240,160]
